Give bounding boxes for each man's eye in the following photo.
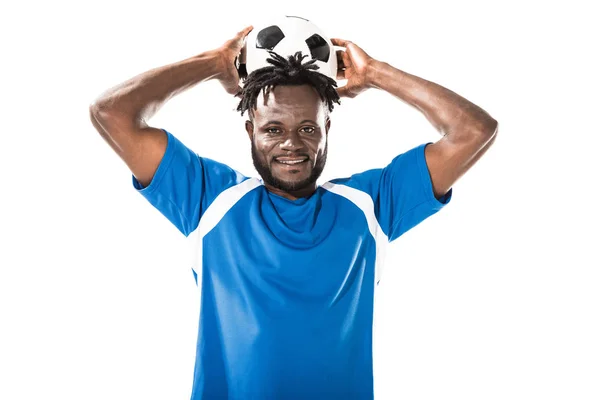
[265,127,315,134]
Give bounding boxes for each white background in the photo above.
[1,0,599,399]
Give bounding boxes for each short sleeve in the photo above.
[132,129,247,237]
[377,142,452,241]
[330,142,452,243]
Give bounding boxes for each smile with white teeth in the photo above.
[275,157,308,165]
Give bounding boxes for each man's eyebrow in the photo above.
[262,119,318,126]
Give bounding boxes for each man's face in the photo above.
[245,84,330,197]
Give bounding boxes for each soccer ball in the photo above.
[241,15,337,82]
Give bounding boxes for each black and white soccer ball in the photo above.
[241,15,337,82]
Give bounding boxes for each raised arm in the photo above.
[332,38,498,199]
[89,26,253,187]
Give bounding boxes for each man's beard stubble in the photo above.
[251,141,328,193]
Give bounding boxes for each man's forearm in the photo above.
[91,49,223,124]
[366,60,497,138]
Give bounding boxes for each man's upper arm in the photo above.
[89,106,168,188]
[424,124,498,199]
[131,129,247,236]
[90,106,249,236]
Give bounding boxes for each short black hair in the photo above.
[235,51,341,120]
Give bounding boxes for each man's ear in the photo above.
[325,117,331,135]
[245,120,253,140]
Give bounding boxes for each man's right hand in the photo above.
[216,25,254,95]
[90,25,254,188]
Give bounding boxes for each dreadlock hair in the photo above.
[235,50,341,120]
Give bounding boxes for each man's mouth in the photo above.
[274,156,309,165]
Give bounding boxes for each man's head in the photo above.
[235,51,341,199]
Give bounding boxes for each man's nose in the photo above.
[280,131,304,150]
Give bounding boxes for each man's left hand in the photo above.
[331,38,375,98]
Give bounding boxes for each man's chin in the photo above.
[268,173,314,192]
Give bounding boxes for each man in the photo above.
[90,25,497,399]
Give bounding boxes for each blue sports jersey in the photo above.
[133,129,452,399]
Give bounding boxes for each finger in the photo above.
[336,62,346,81]
[337,48,351,66]
[233,25,254,48]
[336,49,345,68]
[238,25,254,38]
[336,85,348,98]
[238,25,254,37]
[331,38,350,47]
[336,50,345,80]
[239,42,247,64]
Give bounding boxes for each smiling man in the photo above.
[247,82,330,198]
[89,25,497,400]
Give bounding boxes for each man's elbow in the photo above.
[472,117,498,143]
[486,118,499,137]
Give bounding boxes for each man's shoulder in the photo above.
[323,143,430,194]
[323,167,383,197]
